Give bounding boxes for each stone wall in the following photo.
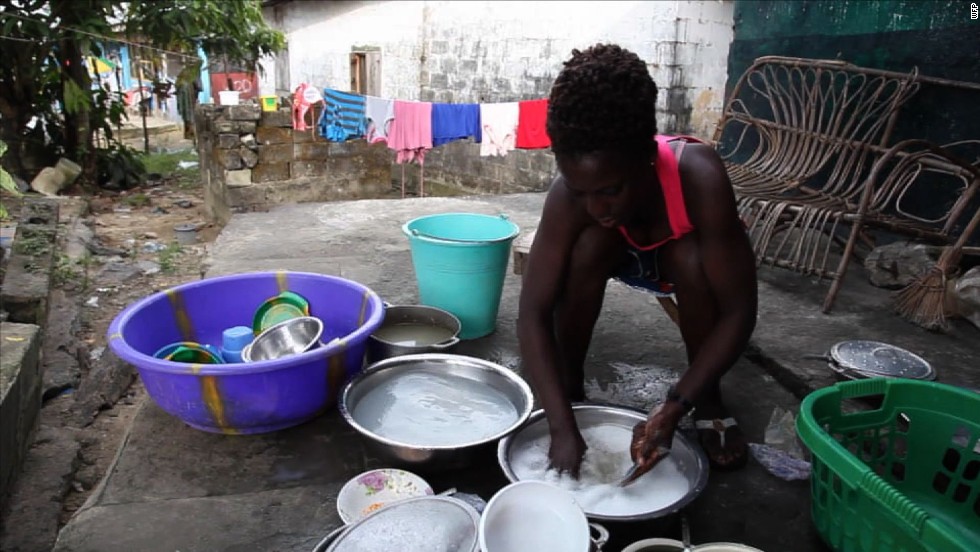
[0,199,59,324]
[260,0,734,197]
[196,104,394,224]
[393,144,556,197]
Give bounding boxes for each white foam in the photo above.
[510,425,690,516]
[352,372,519,447]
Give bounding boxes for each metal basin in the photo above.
[339,353,534,469]
[366,305,461,364]
[497,404,709,522]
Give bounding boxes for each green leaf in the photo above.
[0,141,22,197]
[63,78,93,114]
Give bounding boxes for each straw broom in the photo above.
[894,206,980,331]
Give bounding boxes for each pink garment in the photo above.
[387,100,433,165]
[292,83,313,131]
[617,135,703,251]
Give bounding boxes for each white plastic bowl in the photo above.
[480,480,591,552]
[336,468,434,524]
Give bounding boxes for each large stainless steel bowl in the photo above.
[497,404,709,522]
[339,353,534,468]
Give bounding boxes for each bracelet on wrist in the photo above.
[666,385,695,414]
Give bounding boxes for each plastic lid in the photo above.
[829,340,935,380]
[222,326,253,351]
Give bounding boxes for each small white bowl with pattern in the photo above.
[336,468,434,524]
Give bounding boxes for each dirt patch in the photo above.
[56,159,220,522]
[1,131,419,549]
[0,137,227,549]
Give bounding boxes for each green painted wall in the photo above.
[726,0,979,236]
[728,0,979,143]
[734,1,969,40]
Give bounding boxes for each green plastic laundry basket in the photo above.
[797,378,979,552]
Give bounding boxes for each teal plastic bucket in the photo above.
[403,213,520,339]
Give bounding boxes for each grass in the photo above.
[13,227,55,257]
[123,193,150,208]
[52,251,91,291]
[139,149,200,190]
[158,241,182,273]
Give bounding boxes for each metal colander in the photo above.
[319,496,480,552]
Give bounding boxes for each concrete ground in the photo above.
[50,194,980,552]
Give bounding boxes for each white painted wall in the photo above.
[262,1,425,103]
[262,0,734,138]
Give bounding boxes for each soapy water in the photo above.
[510,425,691,516]
[372,323,456,347]
[352,372,520,446]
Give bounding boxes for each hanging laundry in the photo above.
[387,100,433,164]
[292,83,317,131]
[318,88,367,142]
[365,96,395,144]
[479,102,519,157]
[431,103,482,146]
[515,98,551,149]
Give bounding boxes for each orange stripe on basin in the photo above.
[357,291,371,326]
[165,289,195,342]
[200,375,238,435]
[276,271,289,294]
[327,343,348,407]
[109,332,122,341]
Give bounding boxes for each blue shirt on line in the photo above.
[319,89,367,142]
[431,103,482,146]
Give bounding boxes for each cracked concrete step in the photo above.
[0,322,42,504]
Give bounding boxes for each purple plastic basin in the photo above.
[108,271,385,434]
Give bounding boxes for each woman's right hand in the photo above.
[548,426,588,479]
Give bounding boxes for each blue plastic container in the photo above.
[107,271,385,435]
[403,213,519,339]
[220,326,253,363]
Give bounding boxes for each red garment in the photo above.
[515,99,551,149]
[617,135,704,251]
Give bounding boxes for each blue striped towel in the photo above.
[318,89,367,142]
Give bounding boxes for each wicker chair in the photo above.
[714,56,980,312]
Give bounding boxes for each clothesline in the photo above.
[289,84,552,197]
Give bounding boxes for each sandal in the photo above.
[694,416,748,471]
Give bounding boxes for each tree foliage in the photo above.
[0,140,22,220]
[0,0,284,189]
[128,0,284,70]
